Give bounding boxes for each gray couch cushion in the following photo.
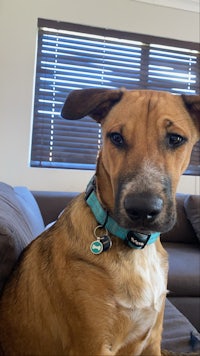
[0,234,16,293]
[14,186,44,238]
[184,195,200,242]
[0,182,44,291]
[162,298,200,353]
[164,242,200,297]
[161,194,198,244]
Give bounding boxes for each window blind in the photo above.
[31,19,200,174]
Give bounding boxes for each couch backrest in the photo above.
[161,193,199,244]
[32,190,199,245]
[32,191,79,226]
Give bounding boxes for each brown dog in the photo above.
[0,89,199,356]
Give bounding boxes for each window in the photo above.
[31,18,200,174]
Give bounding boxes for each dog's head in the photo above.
[61,89,200,234]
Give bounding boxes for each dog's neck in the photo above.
[85,176,160,251]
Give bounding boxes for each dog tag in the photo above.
[91,225,112,254]
[90,240,103,254]
[100,235,112,252]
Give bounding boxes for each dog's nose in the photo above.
[124,193,163,222]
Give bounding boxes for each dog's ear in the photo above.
[182,94,200,134]
[61,88,124,122]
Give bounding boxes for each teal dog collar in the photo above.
[85,176,160,250]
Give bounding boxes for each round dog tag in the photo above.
[90,240,103,255]
[100,235,112,252]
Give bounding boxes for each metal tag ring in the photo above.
[94,225,108,239]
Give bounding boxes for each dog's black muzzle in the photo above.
[124,192,164,224]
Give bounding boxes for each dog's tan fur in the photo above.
[0,89,199,356]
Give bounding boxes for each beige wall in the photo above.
[0,0,199,193]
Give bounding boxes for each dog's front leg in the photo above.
[114,336,161,356]
[140,303,165,356]
[75,344,115,356]
[140,343,161,356]
[114,335,159,356]
[99,345,117,356]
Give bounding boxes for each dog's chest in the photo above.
[111,244,167,347]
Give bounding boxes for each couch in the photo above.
[0,181,199,354]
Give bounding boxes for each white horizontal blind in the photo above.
[31,19,200,174]
[148,44,199,93]
[31,21,143,169]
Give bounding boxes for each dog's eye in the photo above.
[167,133,186,148]
[109,132,124,147]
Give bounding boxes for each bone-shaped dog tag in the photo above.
[90,240,103,254]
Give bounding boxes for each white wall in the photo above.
[0,0,199,193]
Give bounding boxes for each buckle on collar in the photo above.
[85,176,96,200]
[126,231,151,249]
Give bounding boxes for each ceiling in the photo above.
[132,0,199,12]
